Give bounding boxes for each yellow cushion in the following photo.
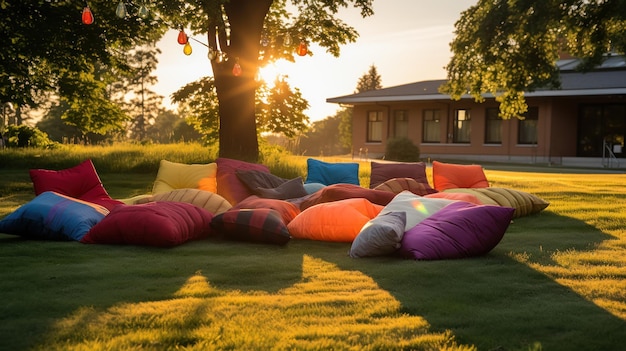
[152,160,217,195]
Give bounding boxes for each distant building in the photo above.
[327,56,626,168]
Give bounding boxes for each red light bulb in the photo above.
[297,41,308,56]
[232,62,242,76]
[82,6,94,25]
[177,30,188,45]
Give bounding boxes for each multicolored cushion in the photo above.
[29,159,123,210]
[299,183,395,211]
[80,202,213,247]
[369,161,434,191]
[216,158,270,205]
[211,208,291,245]
[432,161,489,191]
[349,211,406,258]
[151,188,232,215]
[380,191,454,231]
[152,159,217,194]
[305,158,360,186]
[0,191,109,241]
[442,187,549,218]
[234,196,300,224]
[287,198,383,242]
[398,201,515,260]
[373,177,438,196]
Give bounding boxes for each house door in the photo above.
[577,104,626,157]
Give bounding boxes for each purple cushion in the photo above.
[398,201,514,260]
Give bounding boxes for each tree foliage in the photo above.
[355,64,382,93]
[441,0,626,119]
[0,1,167,120]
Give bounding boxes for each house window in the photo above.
[367,111,383,142]
[485,108,502,144]
[393,110,408,138]
[422,109,441,143]
[453,109,471,143]
[518,107,538,144]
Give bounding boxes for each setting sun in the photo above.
[257,60,291,84]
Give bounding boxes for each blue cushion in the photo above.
[304,158,359,186]
[0,191,109,241]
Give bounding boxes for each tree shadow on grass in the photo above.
[1,210,625,351]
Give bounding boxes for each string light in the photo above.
[297,40,308,56]
[79,3,308,73]
[115,1,128,18]
[232,57,242,76]
[183,42,192,55]
[82,5,94,25]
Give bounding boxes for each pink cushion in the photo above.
[216,158,270,205]
[80,202,213,247]
[29,159,123,211]
[398,201,514,260]
[432,161,489,191]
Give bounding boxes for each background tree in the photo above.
[0,1,167,134]
[172,75,309,143]
[157,0,374,162]
[441,0,626,119]
[355,64,382,93]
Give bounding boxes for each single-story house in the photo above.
[327,55,626,168]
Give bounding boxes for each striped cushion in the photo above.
[211,208,291,245]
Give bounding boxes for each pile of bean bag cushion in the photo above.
[0,157,549,258]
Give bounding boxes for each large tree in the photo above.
[441,0,626,119]
[157,0,374,162]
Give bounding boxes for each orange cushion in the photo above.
[287,198,383,242]
[432,161,489,191]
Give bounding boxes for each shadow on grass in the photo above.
[0,212,624,350]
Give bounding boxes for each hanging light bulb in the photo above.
[207,47,216,61]
[232,58,242,76]
[283,32,292,47]
[115,1,127,18]
[183,42,192,55]
[215,51,224,63]
[137,3,149,19]
[82,6,94,25]
[297,40,308,56]
[260,33,269,47]
[177,30,188,45]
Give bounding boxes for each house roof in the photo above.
[327,56,626,105]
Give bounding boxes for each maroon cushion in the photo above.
[373,177,438,196]
[369,161,434,190]
[216,158,270,205]
[29,159,124,211]
[299,183,395,210]
[80,202,214,247]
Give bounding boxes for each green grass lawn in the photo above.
[1,145,625,350]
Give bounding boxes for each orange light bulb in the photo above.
[177,30,188,45]
[297,41,308,56]
[82,6,94,25]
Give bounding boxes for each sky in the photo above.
[151,0,478,122]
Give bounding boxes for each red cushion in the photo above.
[29,159,123,211]
[216,158,270,205]
[80,202,213,247]
[432,161,489,191]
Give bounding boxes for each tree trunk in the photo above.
[213,0,272,163]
